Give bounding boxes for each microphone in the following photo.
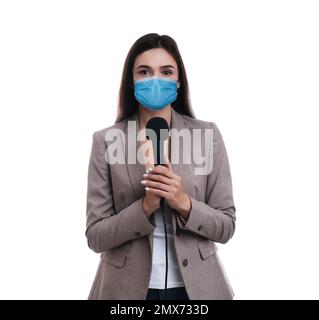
[145,117,169,165]
[146,117,169,300]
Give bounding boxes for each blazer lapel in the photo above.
[124,111,147,201]
[169,108,197,198]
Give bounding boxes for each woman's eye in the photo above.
[163,70,173,75]
[138,70,149,75]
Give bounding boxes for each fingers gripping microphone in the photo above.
[146,117,169,299]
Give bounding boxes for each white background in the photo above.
[0,0,318,299]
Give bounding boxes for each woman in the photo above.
[85,33,236,300]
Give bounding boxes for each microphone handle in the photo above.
[156,139,166,165]
[160,197,168,299]
[154,139,168,299]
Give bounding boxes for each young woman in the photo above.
[85,33,236,300]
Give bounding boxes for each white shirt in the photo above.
[148,206,185,289]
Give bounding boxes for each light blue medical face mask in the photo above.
[133,76,178,111]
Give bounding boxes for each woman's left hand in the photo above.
[141,156,192,219]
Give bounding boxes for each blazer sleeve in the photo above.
[85,131,155,253]
[175,122,236,244]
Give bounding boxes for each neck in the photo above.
[138,105,172,130]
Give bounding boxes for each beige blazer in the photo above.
[85,107,236,300]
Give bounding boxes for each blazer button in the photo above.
[183,259,188,267]
[135,232,141,237]
[198,225,203,231]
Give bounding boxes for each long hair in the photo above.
[115,33,195,123]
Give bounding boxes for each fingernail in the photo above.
[141,180,146,185]
[142,173,148,178]
[145,187,150,191]
[146,167,153,173]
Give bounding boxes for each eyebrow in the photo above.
[136,64,175,69]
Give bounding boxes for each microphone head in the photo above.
[146,117,169,141]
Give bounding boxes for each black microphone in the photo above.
[146,117,169,165]
[146,117,169,299]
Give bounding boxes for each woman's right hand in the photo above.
[142,189,161,218]
[142,167,161,217]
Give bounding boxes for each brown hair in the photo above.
[115,33,195,123]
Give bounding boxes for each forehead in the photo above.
[134,48,177,69]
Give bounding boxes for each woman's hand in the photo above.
[142,188,161,218]
[141,157,192,220]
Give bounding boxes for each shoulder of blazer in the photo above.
[181,113,217,131]
[180,115,224,148]
[91,120,126,150]
[93,120,125,139]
